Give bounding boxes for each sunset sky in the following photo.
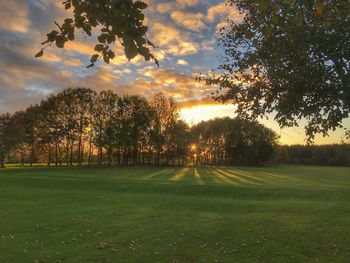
[0,0,348,145]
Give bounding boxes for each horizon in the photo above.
[0,0,348,145]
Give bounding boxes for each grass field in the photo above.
[0,165,350,263]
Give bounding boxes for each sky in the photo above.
[0,0,348,145]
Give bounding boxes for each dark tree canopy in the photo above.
[199,0,350,142]
[36,0,158,67]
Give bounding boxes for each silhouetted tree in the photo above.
[198,0,350,142]
[192,117,279,165]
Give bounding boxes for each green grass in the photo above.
[0,165,350,263]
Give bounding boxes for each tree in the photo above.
[93,90,120,165]
[21,105,43,166]
[191,117,279,165]
[0,114,14,168]
[69,88,96,166]
[150,93,179,165]
[40,95,66,166]
[165,120,190,165]
[0,87,283,167]
[36,0,158,67]
[198,0,350,142]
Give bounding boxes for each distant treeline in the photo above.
[0,87,279,168]
[277,144,350,167]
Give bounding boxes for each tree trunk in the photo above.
[55,141,59,166]
[70,141,74,166]
[0,148,5,168]
[77,136,82,166]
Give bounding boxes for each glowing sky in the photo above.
[0,0,348,145]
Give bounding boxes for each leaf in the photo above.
[147,39,155,48]
[258,0,269,12]
[150,54,159,67]
[35,50,44,58]
[94,44,104,52]
[245,31,254,39]
[134,1,148,9]
[108,50,115,60]
[315,3,324,16]
[125,41,138,60]
[67,30,75,41]
[55,35,66,48]
[47,30,59,42]
[64,18,73,24]
[103,54,110,64]
[90,54,99,63]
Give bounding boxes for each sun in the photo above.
[179,104,236,126]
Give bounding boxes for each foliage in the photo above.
[191,117,279,165]
[1,88,279,167]
[2,88,188,167]
[0,114,17,168]
[277,144,350,166]
[36,0,158,67]
[198,0,350,142]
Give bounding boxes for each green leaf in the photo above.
[125,42,138,60]
[245,31,254,39]
[55,35,66,48]
[258,0,269,12]
[47,30,58,42]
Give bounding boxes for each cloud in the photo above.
[129,68,212,100]
[0,0,221,114]
[0,1,30,33]
[177,59,189,65]
[170,11,206,32]
[176,0,201,8]
[156,2,174,13]
[207,2,243,23]
[155,0,202,14]
[150,23,199,56]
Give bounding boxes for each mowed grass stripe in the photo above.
[0,165,350,262]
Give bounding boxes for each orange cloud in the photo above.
[150,23,199,56]
[156,2,174,13]
[171,11,206,32]
[207,2,243,31]
[176,0,201,8]
[0,1,30,33]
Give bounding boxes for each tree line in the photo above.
[0,88,279,168]
[192,118,279,166]
[277,144,350,167]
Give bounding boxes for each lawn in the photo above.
[0,165,350,263]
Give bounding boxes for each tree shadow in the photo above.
[211,167,264,186]
[143,168,177,180]
[170,167,191,182]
